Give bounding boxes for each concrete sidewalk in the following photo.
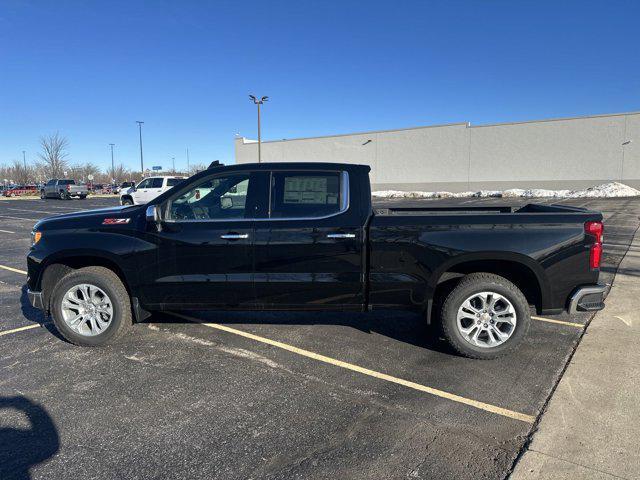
[511,229,640,479]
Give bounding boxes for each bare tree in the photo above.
[11,159,35,184]
[107,163,131,184]
[187,163,207,176]
[38,133,69,178]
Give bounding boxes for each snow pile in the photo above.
[372,182,640,199]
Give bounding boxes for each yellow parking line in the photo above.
[0,264,27,275]
[531,316,584,328]
[171,313,535,424]
[0,324,41,337]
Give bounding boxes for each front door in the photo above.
[253,170,365,309]
[141,171,267,309]
[133,178,153,204]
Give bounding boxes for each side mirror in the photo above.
[146,205,158,222]
[145,204,163,232]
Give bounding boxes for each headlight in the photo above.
[31,231,42,246]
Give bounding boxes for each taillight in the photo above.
[66,184,71,191]
[585,221,603,269]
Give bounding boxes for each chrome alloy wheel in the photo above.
[456,291,517,348]
[61,283,114,336]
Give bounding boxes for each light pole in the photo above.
[171,156,175,172]
[22,150,26,182]
[109,143,115,182]
[186,148,190,174]
[249,95,268,163]
[136,121,144,176]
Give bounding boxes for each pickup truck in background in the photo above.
[27,162,606,359]
[120,176,185,205]
[41,179,88,200]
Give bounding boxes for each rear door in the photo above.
[253,170,365,309]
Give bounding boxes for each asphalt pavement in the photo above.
[0,195,638,480]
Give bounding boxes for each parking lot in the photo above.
[1,195,638,480]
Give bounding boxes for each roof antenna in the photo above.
[208,160,221,169]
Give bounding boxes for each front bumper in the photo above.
[568,284,608,314]
[27,289,44,310]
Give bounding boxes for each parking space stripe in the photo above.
[0,229,15,233]
[531,316,585,328]
[0,324,41,337]
[171,313,536,423]
[0,265,27,275]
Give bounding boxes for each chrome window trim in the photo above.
[164,170,350,223]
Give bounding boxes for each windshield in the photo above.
[58,179,75,185]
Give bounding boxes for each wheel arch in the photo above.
[38,252,134,311]
[430,252,549,313]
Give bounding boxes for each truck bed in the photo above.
[373,203,595,216]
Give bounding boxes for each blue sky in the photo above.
[1,0,639,171]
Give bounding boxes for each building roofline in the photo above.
[237,110,640,144]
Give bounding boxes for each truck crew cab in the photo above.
[119,176,185,205]
[27,162,606,359]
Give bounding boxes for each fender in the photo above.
[428,250,551,306]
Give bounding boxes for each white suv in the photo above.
[120,176,185,205]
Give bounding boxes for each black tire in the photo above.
[40,190,46,199]
[121,196,134,206]
[79,194,87,199]
[440,273,530,359]
[59,190,68,200]
[50,266,132,347]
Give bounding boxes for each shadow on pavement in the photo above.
[149,309,457,356]
[0,396,60,480]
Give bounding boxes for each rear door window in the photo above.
[150,178,164,188]
[270,171,344,219]
[166,178,183,187]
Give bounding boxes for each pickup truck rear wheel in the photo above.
[50,266,132,346]
[40,190,45,199]
[58,191,68,200]
[440,273,530,359]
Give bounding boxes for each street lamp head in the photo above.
[249,94,268,104]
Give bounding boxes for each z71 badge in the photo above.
[102,218,131,225]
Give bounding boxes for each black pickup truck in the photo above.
[26,162,606,359]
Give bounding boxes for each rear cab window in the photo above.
[58,179,75,185]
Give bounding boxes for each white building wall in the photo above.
[235,112,640,192]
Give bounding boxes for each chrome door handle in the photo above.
[220,233,249,239]
[326,233,356,239]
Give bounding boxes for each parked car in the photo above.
[27,162,606,358]
[3,184,38,197]
[119,176,185,205]
[113,181,135,195]
[40,179,88,199]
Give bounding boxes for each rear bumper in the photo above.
[27,289,44,310]
[568,284,608,314]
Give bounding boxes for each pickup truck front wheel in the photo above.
[440,273,530,359]
[50,266,132,346]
